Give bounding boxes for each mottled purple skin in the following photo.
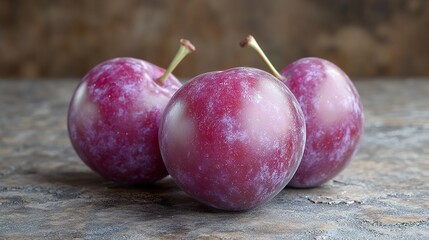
[281,57,364,188]
[68,57,181,184]
[159,67,306,211]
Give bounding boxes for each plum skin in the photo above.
[159,67,306,211]
[67,57,181,184]
[281,57,364,188]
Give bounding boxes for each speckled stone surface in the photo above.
[0,79,428,239]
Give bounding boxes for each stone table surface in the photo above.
[0,79,428,239]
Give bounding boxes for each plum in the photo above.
[281,58,364,188]
[67,40,195,184]
[241,35,364,188]
[159,67,306,210]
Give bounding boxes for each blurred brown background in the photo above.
[1,0,428,79]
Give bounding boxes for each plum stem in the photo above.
[240,35,285,81]
[157,39,196,86]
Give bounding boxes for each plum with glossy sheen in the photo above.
[159,67,306,211]
[68,57,181,184]
[281,57,364,188]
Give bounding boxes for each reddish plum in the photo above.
[159,67,306,211]
[67,39,195,184]
[281,58,364,188]
[241,35,364,188]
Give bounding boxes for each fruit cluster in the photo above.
[67,36,364,211]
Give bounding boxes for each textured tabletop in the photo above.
[1,79,428,239]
